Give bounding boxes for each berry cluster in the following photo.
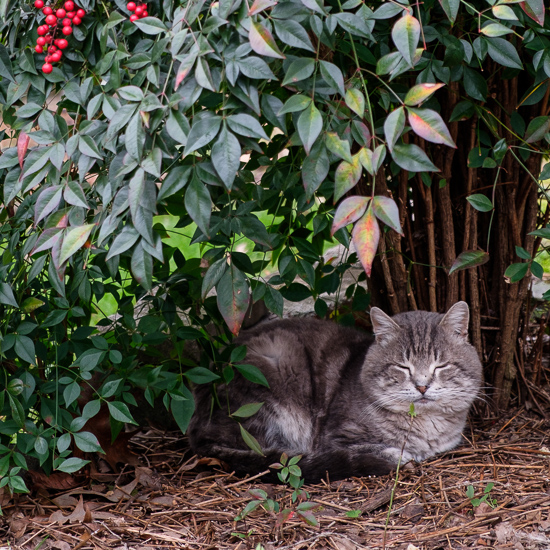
[126,2,148,22]
[33,0,85,74]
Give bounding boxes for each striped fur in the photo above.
[188,302,482,481]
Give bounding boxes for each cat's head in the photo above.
[363,302,482,415]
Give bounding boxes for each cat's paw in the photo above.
[381,447,415,465]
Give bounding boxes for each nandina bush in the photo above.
[0,0,549,496]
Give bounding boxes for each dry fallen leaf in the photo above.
[49,496,93,525]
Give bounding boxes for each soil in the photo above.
[2,406,550,550]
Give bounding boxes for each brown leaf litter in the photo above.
[2,408,550,550]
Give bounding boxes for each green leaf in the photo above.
[0,283,18,307]
[133,16,168,35]
[492,5,518,20]
[372,196,403,235]
[107,401,137,424]
[212,125,241,191]
[346,510,362,518]
[319,61,346,97]
[184,177,211,237]
[79,135,103,160]
[278,95,311,115]
[463,67,488,102]
[63,381,81,407]
[105,224,139,260]
[345,89,365,118]
[531,261,544,280]
[34,185,63,225]
[392,14,420,67]
[384,106,405,152]
[466,485,475,499]
[227,113,269,140]
[485,37,522,70]
[118,86,144,101]
[185,367,220,384]
[331,196,370,235]
[170,385,195,435]
[64,181,89,209]
[297,102,323,155]
[158,165,192,201]
[325,132,353,163]
[466,194,493,212]
[515,246,531,260]
[131,241,153,290]
[407,107,456,148]
[195,56,217,92]
[21,297,44,313]
[525,116,550,143]
[232,402,264,419]
[282,58,316,86]
[504,262,529,283]
[216,264,251,335]
[449,251,490,275]
[334,12,373,39]
[0,44,15,83]
[274,20,315,52]
[392,143,439,172]
[249,20,285,59]
[73,432,103,453]
[334,154,362,203]
[235,363,270,387]
[302,141,329,200]
[404,83,445,106]
[59,224,95,265]
[438,0,459,24]
[529,227,550,239]
[352,204,380,277]
[239,423,265,456]
[237,56,276,80]
[184,115,222,156]
[57,457,90,474]
[14,335,36,364]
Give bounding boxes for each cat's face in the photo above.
[363,302,483,415]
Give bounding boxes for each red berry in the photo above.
[135,5,143,15]
[45,34,53,43]
[56,8,66,17]
[72,15,81,24]
[35,44,44,53]
[45,13,57,25]
[127,2,136,10]
[34,0,44,7]
[141,10,148,16]
[62,25,72,35]
[51,51,62,62]
[66,10,75,17]
[63,0,74,10]
[37,36,46,45]
[42,62,53,73]
[57,38,68,49]
[44,55,52,62]
[42,6,52,14]
[48,45,57,53]
[129,13,138,21]
[62,18,72,25]
[76,8,85,17]
[37,25,47,35]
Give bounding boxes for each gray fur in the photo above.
[188,302,482,480]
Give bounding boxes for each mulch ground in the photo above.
[3,406,550,550]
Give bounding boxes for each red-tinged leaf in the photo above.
[17,132,30,169]
[360,144,387,175]
[32,227,63,255]
[297,510,319,526]
[217,262,250,335]
[175,53,197,90]
[331,196,370,236]
[391,14,420,67]
[345,88,365,118]
[352,205,380,277]
[249,20,285,59]
[325,132,353,163]
[407,108,456,148]
[521,0,544,26]
[372,196,403,235]
[59,224,95,265]
[404,83,445,106]
[334,153,362,203]
[248,0,277,15]
[448,250,490,275]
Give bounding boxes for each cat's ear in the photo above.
[370,307,400,345]
[439,301,469,339]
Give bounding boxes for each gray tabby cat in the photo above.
[188,302,482,480]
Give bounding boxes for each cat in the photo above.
[188,302,483,481]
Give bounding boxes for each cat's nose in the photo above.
[416,385,428,394]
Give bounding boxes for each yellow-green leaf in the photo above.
[404,83,445,106]
[59,224,95,265]
[331,196,370,236]
[391,14,420,67]
[334,153,362,203]
[345,88,365,118]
